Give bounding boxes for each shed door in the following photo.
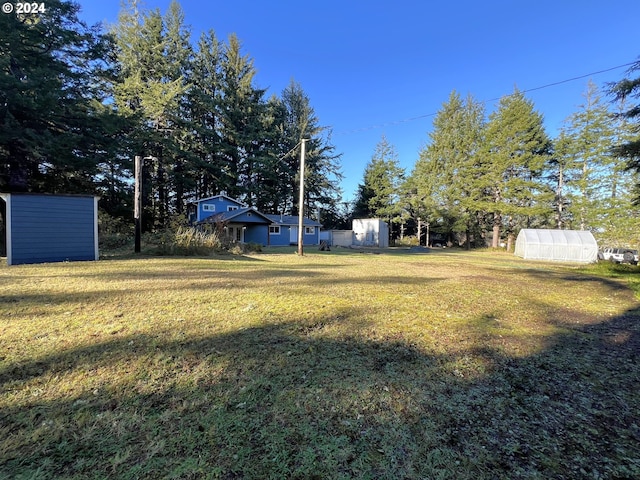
[290,226,297,244]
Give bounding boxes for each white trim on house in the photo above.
[94,196,99,261]
[269,225,281,235]
[203,204,216,212]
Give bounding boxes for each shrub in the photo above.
[146,226,223,256]
[98,211,133,250]
[395,235,420,247]
[229,242,263,255]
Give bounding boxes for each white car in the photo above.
[599,247,639,265]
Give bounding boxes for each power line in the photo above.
[518,62,636,95]
[277,141,301,163]
[333,61,637,137]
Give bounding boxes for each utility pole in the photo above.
[297,139,307,256]
[426,221,430,247]
[134,155,142,253]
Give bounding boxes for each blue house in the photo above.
[192,194,321,246]
[1,193,99,266]
[263,214,321,247]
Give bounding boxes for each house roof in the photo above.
[264,214,322,227]
[197,207,272,224]
[191,194,247,207]
[190,194,322,228]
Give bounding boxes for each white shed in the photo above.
[352,219,389,248]
[514,229,598,263]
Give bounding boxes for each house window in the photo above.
[227,206,238,211]
[269,226,281,235]
[203,204,215,212]
[305,226,315,235]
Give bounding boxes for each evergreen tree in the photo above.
[353,135,404,222]
[609,59,640,193]
[278,80,343,217]
[599,95,640,246]
[187,30,224,199]
[163,0,194,214]
[217,33,266,201]
[411,91,486,247]
[548,132,573,229]
[479,89,552,249]
[0,0,114,193]
[112,0,189,227]
[249,95,288,212]
[558,81,616,230]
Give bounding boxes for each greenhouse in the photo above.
[514,229,598,263]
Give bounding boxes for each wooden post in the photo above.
[297,139,307,256]
[417,217,422,246]
[134,155,142,253]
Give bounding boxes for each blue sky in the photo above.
[77,0,640,202]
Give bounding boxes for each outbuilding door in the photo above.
[290,226,297,244]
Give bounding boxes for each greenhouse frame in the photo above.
[514,229,598,263]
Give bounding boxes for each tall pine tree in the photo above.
[353,135,404,222]
[558,81,615,230]
[278,80,342,218]
[0,0,114,193]
[411,91,486,247]
[609,59,640,192]
[479,89,551,249]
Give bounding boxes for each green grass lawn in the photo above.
[1,248,639,479]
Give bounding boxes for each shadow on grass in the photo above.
[1,305,639,479]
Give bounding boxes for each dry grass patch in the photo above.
[1,249,639,479]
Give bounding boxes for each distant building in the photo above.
[190,194,321,246]
[325,218,390,248]
[352,218,389,248]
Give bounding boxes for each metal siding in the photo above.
[9,195,97,265]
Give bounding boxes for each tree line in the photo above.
[0,0,343,232]
[354,75,640,249]
[2,0,639,246]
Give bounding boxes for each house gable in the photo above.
[199,207,272,225]
[196,195,247,222]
